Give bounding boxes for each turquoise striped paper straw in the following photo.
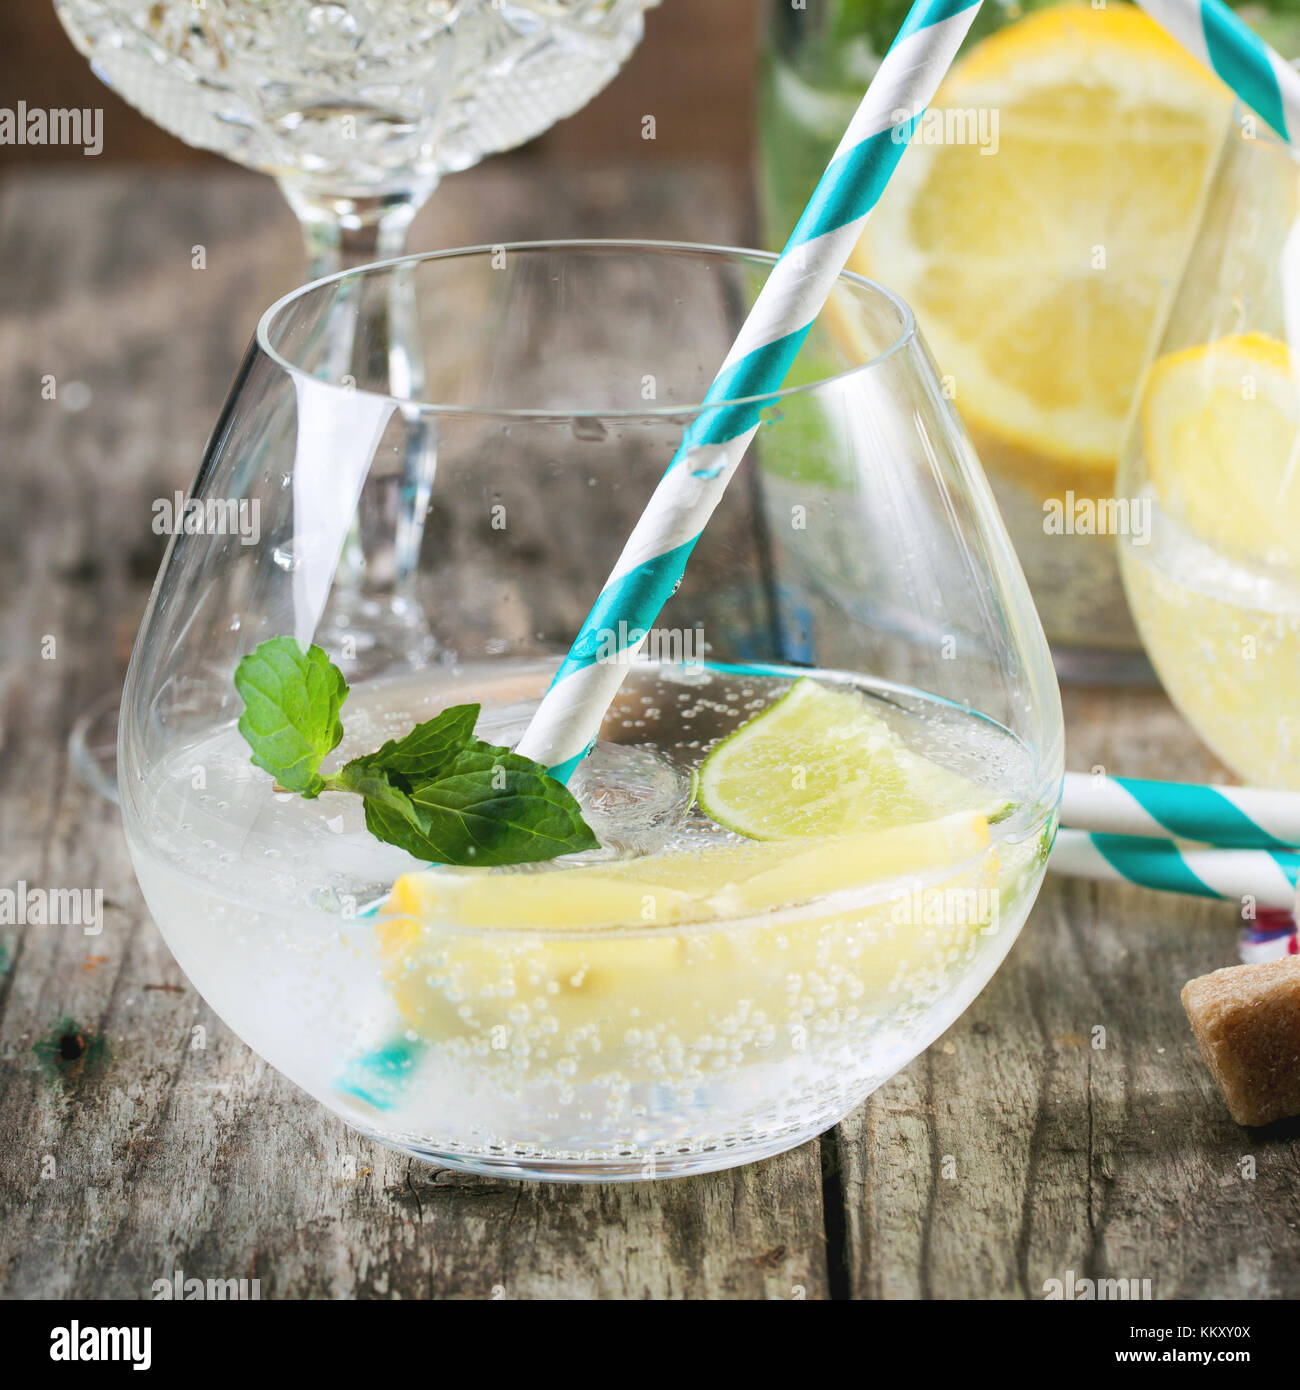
[1050,829,1300,910]
[514,0,986,780]
[336,0,986,1112]
[1137,0,1300,140]
[1061,772,1300,850]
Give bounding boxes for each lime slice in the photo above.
[696,677,1005,839]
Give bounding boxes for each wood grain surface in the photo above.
[0,166,1296,1301]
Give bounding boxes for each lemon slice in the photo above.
[710,810,989,914]
[383,808,990,931]
[696,677,1006,839]
[1142,333,1300,569]
[853,3,1230,476]
[376,806,1000,1061]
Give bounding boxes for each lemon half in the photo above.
[854,4,1230,479]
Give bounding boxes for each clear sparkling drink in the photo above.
[1121,494,1300,786]
[124,659,1051,1176]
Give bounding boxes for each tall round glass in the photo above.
[119,242,1064,1181]
[1119,113,1300,787]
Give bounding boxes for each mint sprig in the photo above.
[234,638,599,867]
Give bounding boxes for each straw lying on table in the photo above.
[1051,773,1300,962]
[514,0,986,780]
[1137,0,1300,141]
[1051,828,1300,912]
[1060,771,1300,849]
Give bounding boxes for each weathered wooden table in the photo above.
[1,165,1296,1301]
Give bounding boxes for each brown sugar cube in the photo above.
[1181,955,1300,1127]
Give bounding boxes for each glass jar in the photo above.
[760,0,1300,681]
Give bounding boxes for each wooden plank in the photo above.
[835,685,1300,1299]
[0,165,827,1301]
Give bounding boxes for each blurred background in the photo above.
[0,2,757,173]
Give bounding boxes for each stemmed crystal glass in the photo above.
[118,242,1063,1180]
[56,0,656,794]
[55,0,654,276]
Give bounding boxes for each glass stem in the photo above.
[289,189,426,282]
[282,186,440,669]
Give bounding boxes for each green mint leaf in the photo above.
[236,636,600,866]
[345,703,481,780]
[405,743,600,867]
[234,637,347,797]
[334,739,599,867]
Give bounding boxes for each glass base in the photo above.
[358,1123,830,1183]
[69,689,121,804]
[1051,642,1156,688]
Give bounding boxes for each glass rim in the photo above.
[255,237,920,421]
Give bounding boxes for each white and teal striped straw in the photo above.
[1061,772,1300,850]
[1137,0,1300,140]
[337,0,987,1112]
[514,0,985,780]
[1051,829,1300,912]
